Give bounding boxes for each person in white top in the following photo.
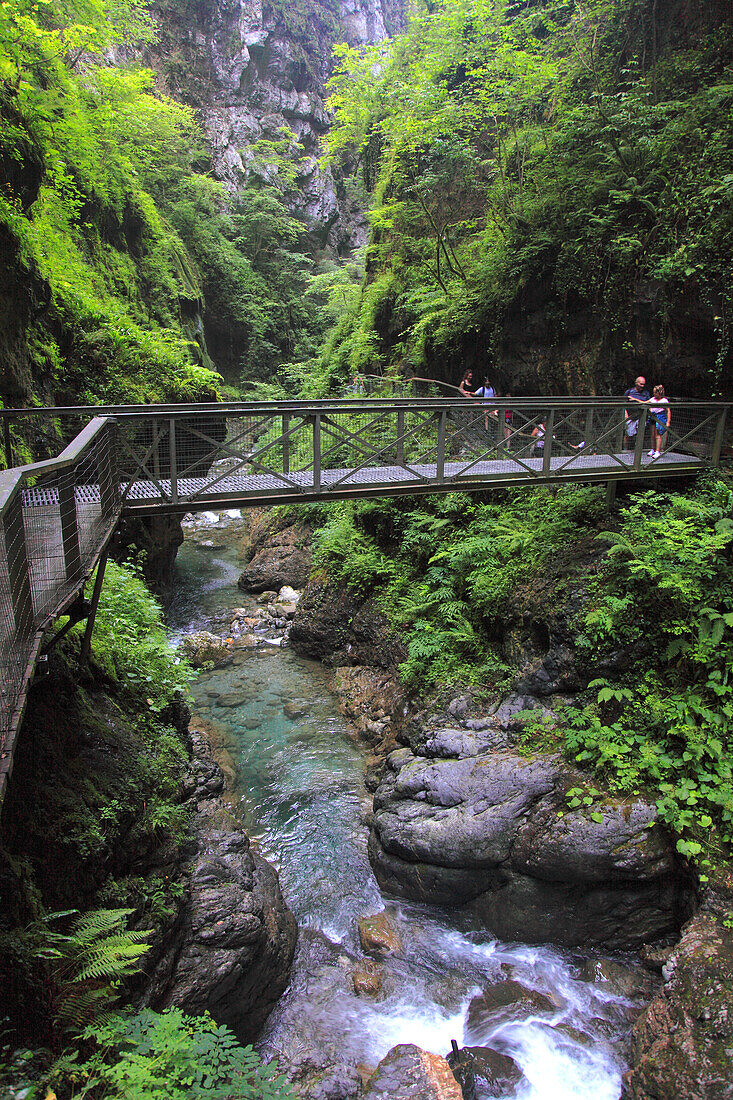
[648,385,671,458]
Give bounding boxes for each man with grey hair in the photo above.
[624,375,650,449]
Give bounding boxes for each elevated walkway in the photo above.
[0,396,728,805]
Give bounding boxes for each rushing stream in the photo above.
[167,512,651,1100]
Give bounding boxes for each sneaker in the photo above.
[647,450,655,457]
[652,450,661,458]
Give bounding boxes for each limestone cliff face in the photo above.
[152,0,404,252]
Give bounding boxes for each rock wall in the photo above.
[151,0,404,253]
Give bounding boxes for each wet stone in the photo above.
[358,910,403,958]
[352,958,384,997]
[362,1045,463,1100]
[465,980,561,1042]
[216,690,250,708]
[447,1046,523,1100]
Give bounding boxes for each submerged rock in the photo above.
[362,1044,463,1099]
[352,958,385,997]
[369,736,693,949]
[465,981,560,1042]
[178,630,234,668]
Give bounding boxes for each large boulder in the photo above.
[362,1044,463,1100]
[623,878,733,1100]
[369,735,693,949]
[146,735,297,1041]
[290,579,406,669]
[238,521,312,593]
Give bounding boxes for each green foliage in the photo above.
[321,0,733,385]
[0,908,150,1046]
[79,559,190,709]
[0,0,222,404]
[562,475,733,861]
[45,1008,295,1099]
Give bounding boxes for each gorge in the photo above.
[2,0,733,1097]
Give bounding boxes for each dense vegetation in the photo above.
[303,472,733,866]
[0,0,343,421]
[319,0,733,395]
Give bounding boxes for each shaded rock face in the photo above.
[147,731,297,1042]
[369,732,694,949]
[362,1044,463,1100]
[290,578,407,669]
[623,877,733,1100]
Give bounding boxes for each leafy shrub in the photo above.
[46,1008,295,1099]
[80,560,190,710]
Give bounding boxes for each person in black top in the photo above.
[624,375,650,449]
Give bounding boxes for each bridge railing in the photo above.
[2,397,728,514]
[0,416,120,794]
[97,397,726,510]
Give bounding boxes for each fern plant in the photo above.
[18,908,151,1043]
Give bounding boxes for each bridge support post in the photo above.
[312,414,321,492]
[2,417,12,468]
[542,411,555,477]
[169,418,178,504]
[436,411,446,482]
[396,409,404,467]
[99,420,118,522]
[2,489,33,637]
[59,478,81,585]
[606,480,617,510]
[80,551,108,663]
[711,407,728,466]
[282,414,290,474]
[632,409,647,470]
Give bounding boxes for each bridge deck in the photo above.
[20,448,699,512]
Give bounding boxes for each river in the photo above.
[167,511,650,1100]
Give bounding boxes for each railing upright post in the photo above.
[2,417,12,469]
[59,478,80,584]
[282,414,290,474]
[2,489,34,635]
[615,409,626,455]
[169,418,178,504]
[497,407,506,456]
[711,407,728,467]
[436,411,446,483]
[312,413,321,493]
[584,405,594,452]
[633,406,647,471]
[99,419,118,522]
[542,410,554,477]
[396,409,405,468]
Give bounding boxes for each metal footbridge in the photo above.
[0,396,729,803]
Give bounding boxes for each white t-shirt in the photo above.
[649,397,669,415]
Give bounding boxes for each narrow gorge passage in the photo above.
[167,512,656,1100]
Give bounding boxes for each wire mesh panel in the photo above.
[0,418,120,798]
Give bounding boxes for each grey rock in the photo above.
[369,743,693,949]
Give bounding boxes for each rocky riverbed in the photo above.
[156,509,696,1099]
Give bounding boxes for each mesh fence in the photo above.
[0,420,119,783]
